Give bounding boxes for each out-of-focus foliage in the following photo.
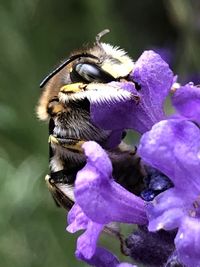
[0,1,199,266]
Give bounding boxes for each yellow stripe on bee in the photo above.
[48,135,59,144]
[60,83,85,93]
[63,140,85,153]
[49,135,85,153]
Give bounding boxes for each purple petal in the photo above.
[175,217,200,267]
[147,189,185,231]
[138,119,200,194]
[90,82,140,131]
[76,246,138,267]
[90,51,173,134]
[75,141,147,225]
[67,204,89,233]
[129,50,173,133]
[82,140,112,176]
[117,263,137,267]
[172,84,200,124]
[76,221,104,259]
[67,204,104,259]
[104,130,124,149]
[76,246,120,267]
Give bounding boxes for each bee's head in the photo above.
[37,30,134,121]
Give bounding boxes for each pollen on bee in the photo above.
[60,83,85,94]
[47,101,64,116]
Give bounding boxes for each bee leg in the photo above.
[104,224,129,256]
[49,135,85,153]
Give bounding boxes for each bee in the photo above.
[37,29,144,210]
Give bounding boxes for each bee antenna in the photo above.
[40,53,98,88]
[96,29,110,46]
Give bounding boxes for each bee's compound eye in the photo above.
[74,63,115,83]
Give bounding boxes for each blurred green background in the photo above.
[0,1,199,266]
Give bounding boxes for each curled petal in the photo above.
[76,247,119,267]
[147,189,185,232]
[172,84,200,124]
[76,246,120,267]
[82,140,112,176]
[128,50,173,133]
[76,222,104,259]
[76,141,147,225]
[176,217,200,267]
[67,204,89,233]
[76,246,138,267]
[104,130,125,149]
[67,204,104,259]
[138,119,200,193]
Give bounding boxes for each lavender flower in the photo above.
[138,119,200,267]
[126,225,176,267]
[66,141,147,263]
[90,50,174,134]
[65,49,200,266]
[67,203,104,259]
[74,141,147,225]
[76,246,137,267]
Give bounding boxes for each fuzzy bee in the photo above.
[37,29,144,211]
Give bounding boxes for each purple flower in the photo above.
[117,264,137,267]
[67,204,104,259]
[126,225,176,266]
[66,141,147,262]
[76,246,137,267]
[76,246,119,267]
[75,141,147,225]
[90,50,174,133]
[67,203,138,267]
[172,83,200,124]
[138,119,200,267]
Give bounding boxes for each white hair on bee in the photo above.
[45,175,75,202]
[57,183,75,201]
[49,154,64,172]
[59,83,133,105]
[100,43,134,78]
[101,43,131,61]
